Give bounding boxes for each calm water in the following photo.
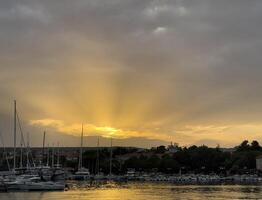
[1,182,262,200]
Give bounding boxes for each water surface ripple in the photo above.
[1,182,262,200]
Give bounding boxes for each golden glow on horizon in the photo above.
[29,118,262,147]
[95,126,118,137]
[29,118,174,141]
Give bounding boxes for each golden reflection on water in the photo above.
[1,183,262,200]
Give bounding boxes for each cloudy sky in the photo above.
[1,0,262,148]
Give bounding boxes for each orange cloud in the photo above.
[29,118,173,141]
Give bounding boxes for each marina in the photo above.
[2,172,262,192]
[0,101,262,192]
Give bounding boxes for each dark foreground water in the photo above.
[1,182,262,200]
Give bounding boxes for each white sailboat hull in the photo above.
[7,181,65,191]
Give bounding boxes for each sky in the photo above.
[1,0,262,148]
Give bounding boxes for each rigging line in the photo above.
[16,112,26,147]
[16,112,26,168]
[16,111,35,167]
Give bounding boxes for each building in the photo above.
[167,142,179,153]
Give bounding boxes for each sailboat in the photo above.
[94,137,105,180]
[72,124,90,180]
[107,137,117,180]
[106,138,123,181]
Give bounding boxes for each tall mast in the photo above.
[26,132,30,169]
[56,142,60,167]
[46,143,49,167]
[109,137,113,176]
[13,100,17,170]
[42,131,46,166]
[51,143,54,168]
[20,140,23,168]
[78,124,83,170]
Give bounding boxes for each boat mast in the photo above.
[109,137,113,176]
[78,124,83,170]
[13,100,17,170]
[51,143,54,168]
[26,132,30,169]
[42,131,46,166]
[20,139,23,168]
[46,143,49,167]
[56,142,60,167]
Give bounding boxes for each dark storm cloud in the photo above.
[1,0,262,147]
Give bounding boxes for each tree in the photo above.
[155,146,166,154]
[251,140,261,151]
[237,140,250,151]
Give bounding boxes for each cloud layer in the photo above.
[1,0,262,147]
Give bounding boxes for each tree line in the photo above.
[65,140,262,175]
[123,140,262,175]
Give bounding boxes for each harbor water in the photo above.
[1,182,262,200]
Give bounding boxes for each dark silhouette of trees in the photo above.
[15,140,261,175]
[155,146,166,154]
[251,140,261,151]
[122,141,262,175]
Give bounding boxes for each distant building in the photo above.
[167,142,179,153]
[256,155,262,171]
[220,148,236,153]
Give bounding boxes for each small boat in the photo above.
[6,176,65,191]
[71,167,91,180]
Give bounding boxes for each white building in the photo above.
[167,142,179,153]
